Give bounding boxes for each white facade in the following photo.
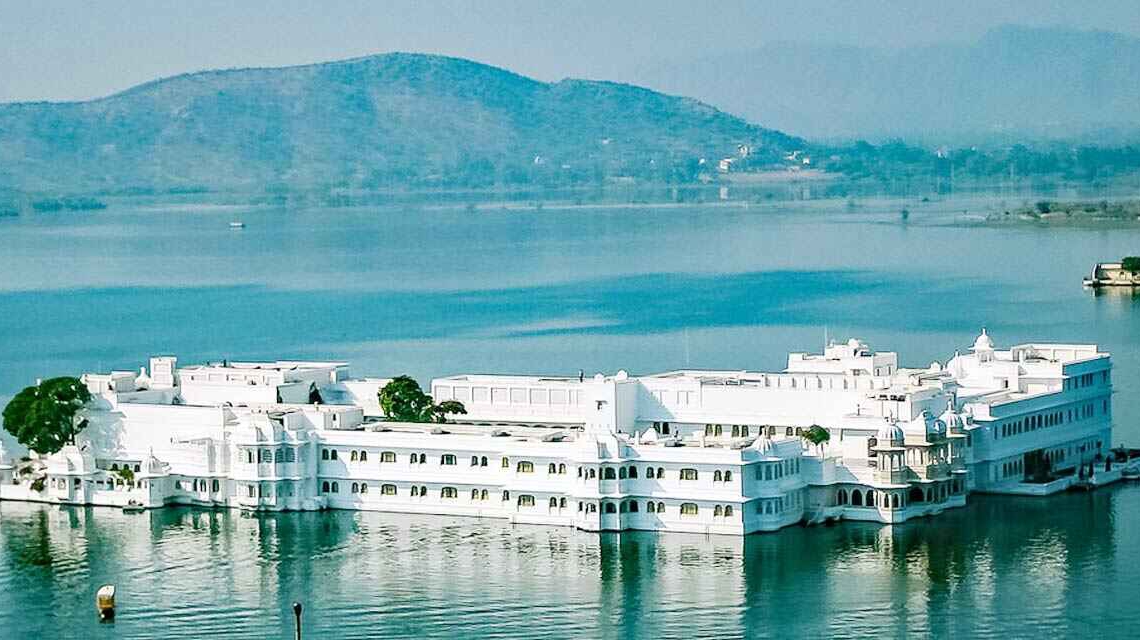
[0,331,1117,535]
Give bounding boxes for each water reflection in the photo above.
[0,486,1134,639]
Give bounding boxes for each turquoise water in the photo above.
[2,196,1140,637]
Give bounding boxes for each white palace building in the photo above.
[0,331,1119,535]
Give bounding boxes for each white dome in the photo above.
[939,404,964,434]
[972,328,994,352]
[751,435,777,455]
[876,420,905,445]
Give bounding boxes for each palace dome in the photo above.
[972,328,995,352]
[876,420,905,446]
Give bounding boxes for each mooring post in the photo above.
[293,601,303,640]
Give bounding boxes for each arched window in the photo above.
[679,468,698,481]
[603,467,616,480]
[866,489,876,506]
[472,456,480,466]
[331,482,339,493]
[647,501,656,513]
[714,425,723,436]
[795,427,804,436]
[588,469,597,479]
[351,482,359,493]
[619,501,627,513]
[419,485,426,496]
[724,470,733,482]
[588,503,598,513]
[786,427,794,436]
[909,486,924,503]
[501,457,510,468]
[517,461,534,473]
[359,451,367,462]
[331,450,338,460]
[890,494,898,508]
[837,489,848,505]
[480,456,488,467]
[645,466,654,478]
[441,486,458,499]
[549,497,559,508]
[548,463,557,474]
[418,453,427,464]
[411,486,419,497]
[481,489,488,500]
[381,451,396,463]
[657,467,665,479]
[714,505,723,516]
[441,454,457,466]
[558,463,566,474]
[604,502,616,514]
[628,500,639,512]
[628,466,637,479]
[472,488,480,500]
[502,490,511,501]
[680,502,698,516]
[212,479,220,492]
[559,497,566,508]
[351,451,358,462]
[382,484,397,495]
[741,426,750,437]
[724,505,733,517]
[657,501,665,513]
[714,470,723,482]
[618,467,627,480]
[517,494,535,507]
[852,490,863,506]
[321,450,329,461]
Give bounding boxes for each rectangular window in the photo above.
[492,387,508,404]
[679,468,698,481]
[434,386,452,400]
[510,388,527,404]
[529,389,548,404]
[454,386,471,402]
[381,451,396,463]
[550,389,568,405]
[472,387,490,403]
[381,484,397,495]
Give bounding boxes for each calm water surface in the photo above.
[1,195,1139,637]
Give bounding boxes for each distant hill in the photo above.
[633,26,1140,141]
[0,53,800,193]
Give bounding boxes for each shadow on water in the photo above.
[0,485,1136,638]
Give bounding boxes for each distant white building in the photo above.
[0,331,1117,535]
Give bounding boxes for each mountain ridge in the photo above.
[0,52,800,193]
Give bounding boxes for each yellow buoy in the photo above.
[96,584,115,620]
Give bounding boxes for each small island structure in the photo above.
[0,332,1122,536]
[1084,256,1140,288]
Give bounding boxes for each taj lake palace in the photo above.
[0,331,1118,535]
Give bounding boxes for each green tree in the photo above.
[2,377,92,455]
[1122,256,1140,273]
[801,424,831,454]
[378,376,467,423]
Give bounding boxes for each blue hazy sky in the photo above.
[2,0,1139,103]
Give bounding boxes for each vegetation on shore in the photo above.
[985,199,1140,224]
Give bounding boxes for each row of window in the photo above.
[994,399,1098,438]
[754,458,800,480]
[247,448,298,464]
[757,492,802,514]
[433,384,584,406]
[174,478,221,493]
[1067,371,1108,390]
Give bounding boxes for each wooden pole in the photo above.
[293,602,303,640]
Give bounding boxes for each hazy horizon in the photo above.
[2,0,1140,104]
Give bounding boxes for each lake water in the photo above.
[1,194,1140,638]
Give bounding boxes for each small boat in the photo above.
[96,584,115,620]
[229,221,246,229]
[122,499,145,513]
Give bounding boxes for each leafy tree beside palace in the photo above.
[2,377,91,455]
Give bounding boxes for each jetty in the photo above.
[1084,258,1140,288]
